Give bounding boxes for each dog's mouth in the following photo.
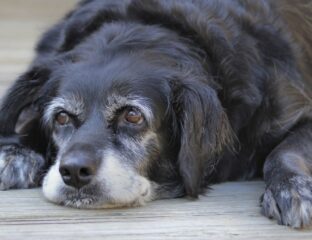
[57,184,104,208]
[62,195,99,208]
[59,186,146,209]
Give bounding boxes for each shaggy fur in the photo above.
[0,0,312,228]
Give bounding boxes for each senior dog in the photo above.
[0,0,311,228]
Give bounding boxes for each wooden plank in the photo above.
[0,0,79,21]
[0,0,79,90]
[0,182,311,240]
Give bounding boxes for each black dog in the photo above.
[0,0,312,228]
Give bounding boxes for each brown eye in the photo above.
[125,109,144,124]
[55,112,70,125]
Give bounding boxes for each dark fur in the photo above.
[0,0,312,228]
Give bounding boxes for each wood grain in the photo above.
[0,1,311,239]
[0,0,79,94]
[0,182,312,240]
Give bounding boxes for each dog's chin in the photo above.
[42,162,154,209]
[43,182,152,209]
[56,188,139,209]
[59,189,103,209]
[51,186,150,209]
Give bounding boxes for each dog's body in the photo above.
[0,0,312,228]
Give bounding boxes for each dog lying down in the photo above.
[0,0,312,228]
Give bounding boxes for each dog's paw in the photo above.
[261,175,312,228]
[0,145,45,190]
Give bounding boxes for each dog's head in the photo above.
[39,22,232,208]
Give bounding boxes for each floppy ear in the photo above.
[0,66,51,136]
[172,80,233,198]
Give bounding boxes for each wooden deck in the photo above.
[0,1,312,239]
[1,182,312,240]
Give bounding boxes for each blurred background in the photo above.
[0,0,78,95]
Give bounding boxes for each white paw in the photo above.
[0,145,45,190]
[261,176,312,228]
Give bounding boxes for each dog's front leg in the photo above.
[0,69,50,190]
[0,108,46,190]
[0,137,45,190]
[261,121,312,228]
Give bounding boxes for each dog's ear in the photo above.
[0,66,51,136]
[171,80,233,198]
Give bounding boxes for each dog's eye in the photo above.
[125,109,144,124]
[55,112,70,125]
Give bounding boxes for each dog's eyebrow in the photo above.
[105,95,153,125]
[44,95,85,125]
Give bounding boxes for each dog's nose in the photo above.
[59,156,96,189]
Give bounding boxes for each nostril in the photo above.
[59,154,97,189]
[60,167,71,177]
[79,167,92,177]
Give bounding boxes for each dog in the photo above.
[0,0,311,228]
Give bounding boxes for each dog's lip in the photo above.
[60,184,103,199]
[58,185,147,209]
[60,190,128,209]
[60,188,103,208]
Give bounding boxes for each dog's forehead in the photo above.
[61,54,166,92]
[56,55,170,109]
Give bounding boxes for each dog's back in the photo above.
[275,0,312,90]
